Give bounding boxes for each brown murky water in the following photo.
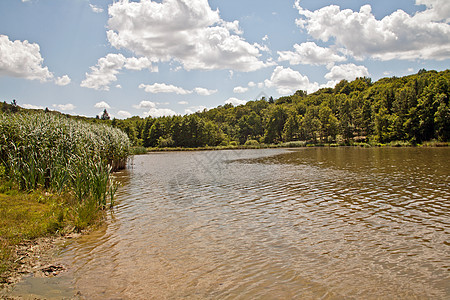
[11,148,450,299]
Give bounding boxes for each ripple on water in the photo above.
[47,148,450,299]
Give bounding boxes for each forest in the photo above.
[2,69,448,148]
[111,69,449,148]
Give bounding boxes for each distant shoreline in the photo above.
[135,140,449,153]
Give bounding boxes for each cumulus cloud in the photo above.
[139,83,217,95]
[52,103,76,111]
[94,101,111,109]
[225,97,247,106]
[185,105,207,115]
[415,0,450,23]
[278,42,346,65]
[144,108,177,118]
[264,66,319,94]
[22,104,44,110]
[248,81,256,87]
[89,4,104,13]
[106,0,272,72]
[233,86,248,93]
[124,56,156,71]
[139,83,192,95]
[193,87,217,96]
[0,35,53,82]
[55,75,71,86]
[178,101,188,105]
[117,110,132,119]
[324,63,370,81]
[294,0,450,61]
[133,100,157,109]
[81,53,156,91]
[132,100,176,117]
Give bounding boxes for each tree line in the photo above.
[4,69,448,147]
[112,69,448,147]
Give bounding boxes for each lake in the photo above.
[11,147,450,299]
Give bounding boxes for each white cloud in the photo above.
[264,66,319,94]
[233,86,248,93]
[124,56,157,71]
[262,35,269,41]
[139,83,216,95]
[81,54,124,91]
[94,101,111,109]
[81,53,156,90]
[294,0,450,61]
[415,0,450,22]
[0,35,53,82]
[278,42,346,65]
[139,83,192,95]
[193,87,218,96]
[106,0,272,72]
[117,110,132,119]
[324,63,370,81]
[225,97,247,106]
[52,103,76,111]
[116,84,122,89]
[144,108,177,118]
[132,99,176,117]
[22,104,44,110]
[185,105,207,115]
[89,4,104,13]
[248,81,256,87]
[55,75,71,86]
[133,100,157,109]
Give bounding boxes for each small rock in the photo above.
[39,264,66,277]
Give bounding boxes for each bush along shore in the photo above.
[0,110,130,286]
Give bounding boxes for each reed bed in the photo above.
[0,111,130,210]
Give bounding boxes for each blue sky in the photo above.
[0,0,449,119]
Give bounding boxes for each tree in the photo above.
[264,106,289,143]
[301,106,321,142]
[11,99,18,113]
[434,96,450,141]
[282,114,300,142]
[101,109,110,120]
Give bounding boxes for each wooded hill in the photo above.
[3,69,449,147]
[112,69,449,147]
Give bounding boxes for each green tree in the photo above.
[264,106,289,143]
[101,109,110,120]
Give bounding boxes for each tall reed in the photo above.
[0,111,130,211]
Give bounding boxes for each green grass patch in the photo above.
[0,187,103,283]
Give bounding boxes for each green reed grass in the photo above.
[0,111,130,211]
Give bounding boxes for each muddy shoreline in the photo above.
[0,232,82,299]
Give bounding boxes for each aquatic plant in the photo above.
[0,111,130,208]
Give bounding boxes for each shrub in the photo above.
[244,139,259,146]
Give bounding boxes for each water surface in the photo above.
[16,148,450,299]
